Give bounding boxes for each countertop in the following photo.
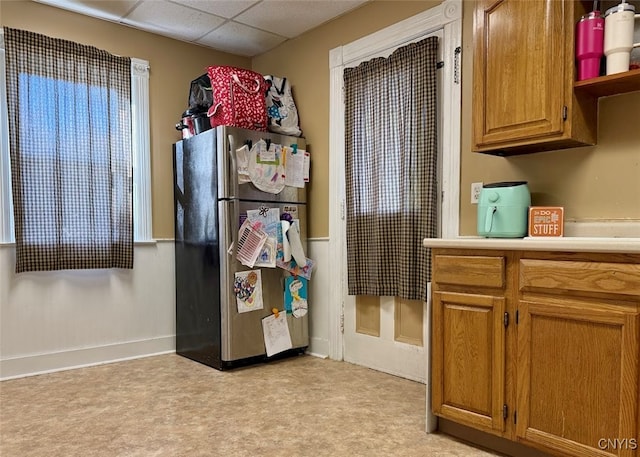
[422,236,640,254]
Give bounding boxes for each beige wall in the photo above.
[4,0,639,239]
[252,1,442,238]
[458,2,640,235]
[2,0,250,239]
[255,0,639,238]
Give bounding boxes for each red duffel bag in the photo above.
[206,66,268,131]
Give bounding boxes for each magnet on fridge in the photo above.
[272,307,280,318]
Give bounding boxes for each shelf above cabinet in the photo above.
[574,68,640,98]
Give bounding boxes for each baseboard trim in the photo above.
[308,336,330,359]
[0,335,175,380]
[305,351,328,359]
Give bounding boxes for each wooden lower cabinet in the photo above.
[517,298,639,457]
[431,291,506,435]
[431,249,640,457]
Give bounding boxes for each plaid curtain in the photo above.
[4,28,133,273]
[344,36,438,302]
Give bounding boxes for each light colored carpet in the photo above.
[0,354,502,456]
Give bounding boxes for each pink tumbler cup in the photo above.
[576,11,605,80]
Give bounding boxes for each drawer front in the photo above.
[520,259,640,297]
[433,255,505,288]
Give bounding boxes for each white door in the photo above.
[341,27,442,384]
[343,292,432,382]
[328,1,461,387]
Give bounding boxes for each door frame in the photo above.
[327,0,462,362]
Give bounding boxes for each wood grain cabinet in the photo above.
[432,291,507,434]
[472,0,597,155]
[431,249,640,457]
[431,253,510,437]
[516,258,640,457]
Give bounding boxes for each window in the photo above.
[0,29,151,259]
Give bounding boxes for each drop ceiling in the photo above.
[33,0,369,57]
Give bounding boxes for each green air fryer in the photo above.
[477,181,531,238]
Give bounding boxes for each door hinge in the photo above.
[504,312,509,328]
[503,404,508,420]
[562,105,568,120]
[340,303,345,334]
[514,410,518,424]
[453,46,462,84]
[340,200,345,220]
[516,309,519,324]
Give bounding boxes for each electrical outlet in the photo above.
[471,182,483,204]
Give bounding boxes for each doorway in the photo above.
[327,0,461,400]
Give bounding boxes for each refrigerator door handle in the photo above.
[228,134,239,200]
[219,198,239,271]
[218,198,239,358]
[216,129,238,199]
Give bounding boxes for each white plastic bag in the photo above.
[264,75,302,137]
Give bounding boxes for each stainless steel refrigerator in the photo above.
[173,126,308,370]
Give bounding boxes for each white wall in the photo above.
[0,241,176,379]
[0,239,332,378]
[306,238,330,358]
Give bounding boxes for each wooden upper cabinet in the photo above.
[472,0,597,155]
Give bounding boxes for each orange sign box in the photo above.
[528,207,564,237]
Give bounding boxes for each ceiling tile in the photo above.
[33,0,138,21]
[123,0,226,41]
[234,0,367,38]
[167,0,259,19]
[197,21,286,57]
[30,0,371,57]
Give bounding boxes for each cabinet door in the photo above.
[472,0,565,150]
[516,300,640,457]
[432,291,507,435]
